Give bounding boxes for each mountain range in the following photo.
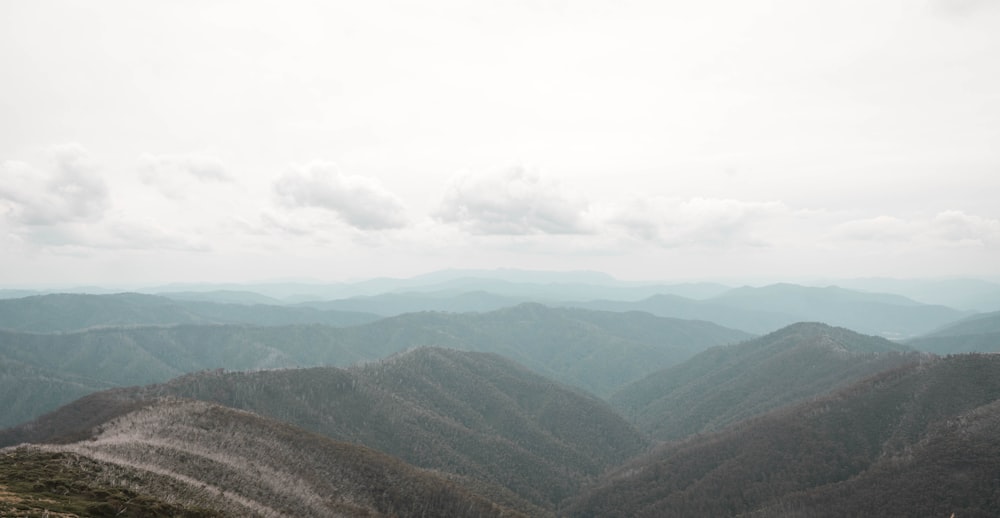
[3,276,1000,516]
[0,303,748,428]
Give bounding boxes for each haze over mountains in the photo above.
[3,269,1000,516]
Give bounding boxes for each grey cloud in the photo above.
[274,162,408,230]
[0,144,110,226]
[435,165,591,235]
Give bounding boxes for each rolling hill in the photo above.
[610,322,921,441]
[4,348,647,512]
[568,353,1000,517]
[1,397,523,517]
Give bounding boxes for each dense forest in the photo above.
[2,282,999,516]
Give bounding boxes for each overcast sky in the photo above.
[1,0,999,286]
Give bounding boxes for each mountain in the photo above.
[572,293,795,334]
[365,304,751,397]
[905,310,1000,354]
[4,348,647,512]
[0,304,748,427]
[568,353,1000,517]
[610,322,920,441]
[297,290,534,315]
[834,277,1000,312]
[142,269,729,302]
[705,284,972,338]
[0,293,215,332]
[155,289,284,305]
[1,397,522,517]
[0,351,117,431]
[0,293,380,333]
[0,324,386,428]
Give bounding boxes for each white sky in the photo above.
[1,0,999,285]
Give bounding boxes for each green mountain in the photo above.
[0,304,748,427]
[610,322,919,441]
[4,348,647,512]
[906,311,1000,354]
[1,397,522,517]
[568,353,1000,517]
[0,293,380,333]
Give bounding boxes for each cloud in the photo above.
[0,144,110,226]
[607,197,786,248]
[829,211,1000,248]
[138,153,232,198]
[830,215,915,242]
[436,165,592,235]
[274,162,408,230]
[931,210,1000,245]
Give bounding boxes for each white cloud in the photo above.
[138,153,232,198]
[829,211,1000,248]
[274,162,408,230]
[830,215,915,242]
[607,196,787,248]
[0,144,110,226]
[932,210,1000,246]
[435,165,592,235]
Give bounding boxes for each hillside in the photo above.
[611,322,920,440]
[4,348,647,512]
[373,304,751,397]
[0,293,380,332]
[1,398,522,517]
[0,304,748,427]
[906,311,1000,354]
[568,354,1000,517]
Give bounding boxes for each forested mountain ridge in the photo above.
[3,348,647,512]
[372,303,751,397]
[568,353,1000,517]
[1,397,524,517]
[611,322,921,440]
[0,304,748,428]
[0,292,380,332]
